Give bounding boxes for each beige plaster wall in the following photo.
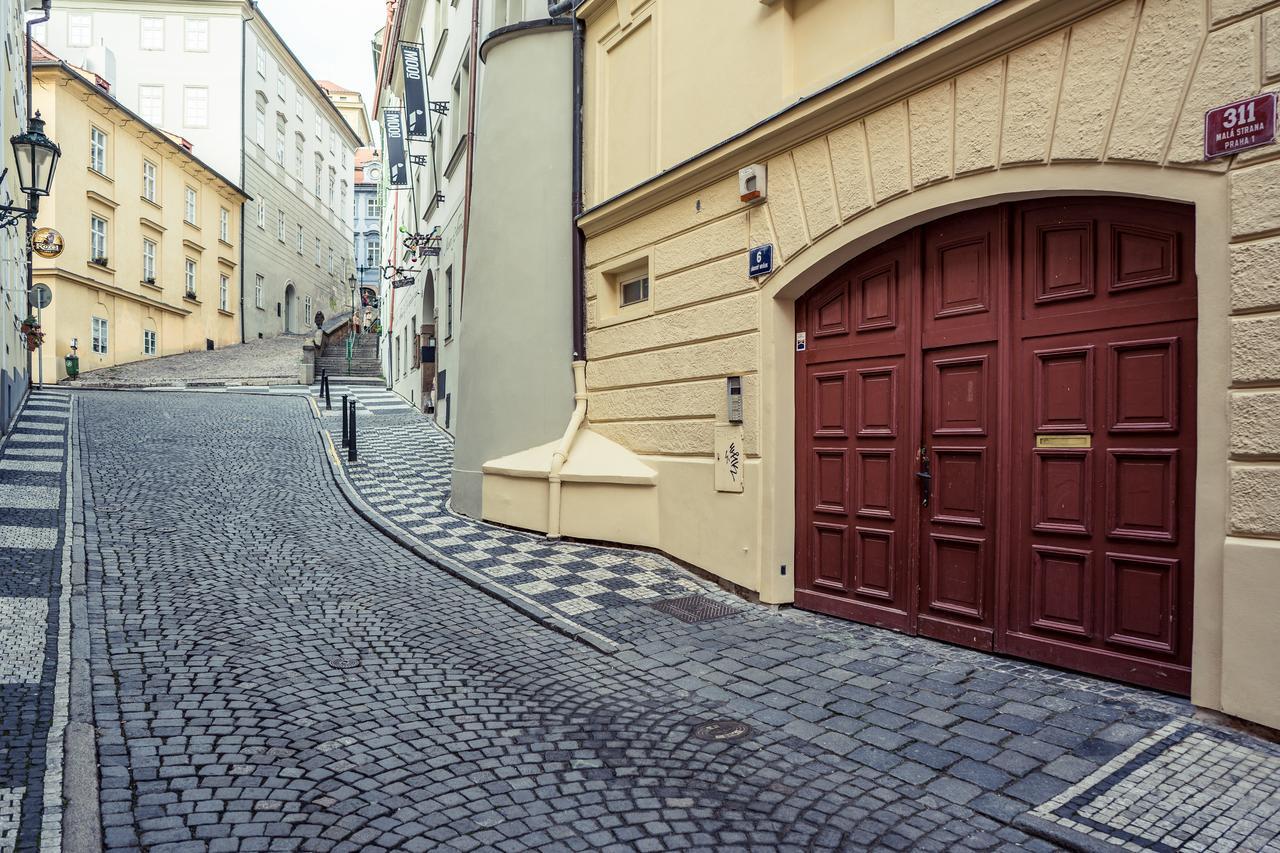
[579,0,1280,725]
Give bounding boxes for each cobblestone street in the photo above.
[0,389,1273,851]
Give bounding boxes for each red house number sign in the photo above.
[1205,93,1277,159]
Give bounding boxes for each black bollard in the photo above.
[347,399,357,463]
[341,395,349,446]
[322,370,331,410]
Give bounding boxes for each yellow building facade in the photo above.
[482,0,1280,729]
[31,55,247,381]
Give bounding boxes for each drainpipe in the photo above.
[545,0,585,537]
[547,359,585,537]
[457,0,479,314]
[22,0,51,407]
[238,11,248,343]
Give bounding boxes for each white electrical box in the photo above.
[739,164,767,203]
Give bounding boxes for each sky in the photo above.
[258,0,387,122]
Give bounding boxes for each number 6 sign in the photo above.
[1205,93,1276,159]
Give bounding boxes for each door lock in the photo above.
[916,446,932,507]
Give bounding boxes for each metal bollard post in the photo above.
[323,370,331,410]
[347,399,357,462]
[341,395,349,446]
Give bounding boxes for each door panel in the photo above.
[797,197,1196,694]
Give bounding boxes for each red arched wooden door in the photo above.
[795,198,1196,694]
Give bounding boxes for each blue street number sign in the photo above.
[749,244,774,278]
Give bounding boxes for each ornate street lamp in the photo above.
[0,113,60,228]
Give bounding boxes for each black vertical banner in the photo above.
[383,109,410,188]
[401,43,429,138]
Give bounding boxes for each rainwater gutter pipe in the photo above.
[545,0,585,538]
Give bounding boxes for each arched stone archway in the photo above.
[283,282,296,333]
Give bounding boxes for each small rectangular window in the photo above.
[254,274,264,308]
[142,238,156,282]
[219,207,229,242]
[619,275,649,307]
[277,210,285,242]
[90,216,108,262]
[142,160,157,202]
[143,329,157,356]
[90,127,107,174]
[138,85,164,125]
[184,18,209,52]
[257,199,265,228]
[296,224,304,254]
[68,13,91,48]
[184,186,197,224]
[184,86,209,128]
[184,258,197,297]
[140,17,163,50]
[219,275,229,311]
[91,317,108,354]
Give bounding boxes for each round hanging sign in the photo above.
[32,228,64,259]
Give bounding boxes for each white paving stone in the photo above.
[0,525,57,549]
[8,434,60,444]
[13,424,63,433]
[0,786,23,850]
[4,447,61,458]
[0,459,61,473]
[0,598,48,681]
[0,484,59,509]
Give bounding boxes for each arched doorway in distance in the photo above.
[283,281,296,333]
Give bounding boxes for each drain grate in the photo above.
[651,594,738,624]
[692,719,752,742]
[326,654,361,669]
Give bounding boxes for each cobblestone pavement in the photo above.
[65,335,309,388]
[0,390,72,852]
[73,390,1280,852]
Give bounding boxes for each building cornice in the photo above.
[34,268,193,316]
[578,0,1117,237]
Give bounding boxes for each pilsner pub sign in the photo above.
[1204,92,1276,159]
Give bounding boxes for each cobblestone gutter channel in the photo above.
[55,389,1280,851]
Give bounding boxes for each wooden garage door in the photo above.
[795,198,1196,694]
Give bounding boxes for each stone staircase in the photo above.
[316,332,383,379]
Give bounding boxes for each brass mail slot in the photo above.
[1036,434,1092,449]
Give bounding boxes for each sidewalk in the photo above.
[0,389,73,852]
[318,402,1280,852]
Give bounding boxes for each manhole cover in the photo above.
[651,594,738,623]
[692,720,752,742]
[326,655,360,669]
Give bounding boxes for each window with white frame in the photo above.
[142,238,157,282]
[184,18,208,51]
[184,186,197,224]
[619,273,650,307]
[314,112,322,139]
[90,126,107,174]
[140,17,163,50]
[275,115,286,165]
[327,168,335,207]
[314,156,322,197]
[219,275,229,311]
[277,210,285,242]
[366,196,379,219]
[254,98,266,148]
[90,216,108,262]
[296,224,303,254]
[327,248,333,272]
[68,13,91,47]
[219,207,229,242]
[143,328,157,355]
[451,54,470,150]
[256,44,265,76]
[142,160,157,202]
[296,90,304,120]
[184,258,197,297]
[254,274,264,308]
[138,85,163,125]
[257,199,265,228]
[304,295,312,323]
[365,235,380,268]
[315,238,321,266]
[184,86,209,128]
[329,127,336,153]
[339,182,347,216]
[91,316,108,354]
[491,0,522,31]
[294,133,304,176]
[276,73,285,102]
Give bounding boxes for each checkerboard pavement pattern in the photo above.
[0,390,71,852]
[1019,718,1280,850]
[326,408,738,645]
